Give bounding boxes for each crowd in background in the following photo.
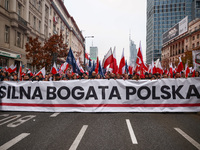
[0,69,199,81]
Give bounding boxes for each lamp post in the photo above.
[84,36,94,68]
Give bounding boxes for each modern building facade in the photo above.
[129,38,137,65]
[192,0,200,20]
[90,46,98,61]
[0,0,85,70]
[146,0,198,64]
[161,18,200,68]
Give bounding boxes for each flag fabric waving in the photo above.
[102,48,113,68]
[109,47,118,74]
[136,42,148,71]
[35,67,46,77]
[66,48,81,74]
[177,57,183,73]
[95,57,99,73]
[118,49,125,75]
[51,62,58,75]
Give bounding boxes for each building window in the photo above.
[197,34,199,39]
[34,16,36,29]
[39,21,41,32]
[17,32,21,47]
[197,42,199,47]
[4,25,9,43]
[193,43,195,48]
[5,0,9,10]
[50,7,52,15]
[49,19,51,28]
[38,1,41,11]
[18,3,22,16]
[193,36,195,40]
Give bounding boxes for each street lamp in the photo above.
[84,36,94,68]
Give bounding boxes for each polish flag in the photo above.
[151,60,156,74]
[169,62,173,78]
[109,47,118,74]
[51,62,58,75]
[158,61,163,75]
[27,69,33,77]
[164,68,168,74]
[76,58,84,73]
[18,62,22,81]
[185,63,190,78]
[192,63,196,77]
[35,67,46,77]
[148,64,152,73]
[59,62,69,73]
[128,61,135,75]
[118,49,125,75]
[177,57,183,73]
[102,48,113,68]
[95,56,99,73]
[5,66,8,72]
[8,64,17,73]
[85,53,91,61]
[136,42,148,71]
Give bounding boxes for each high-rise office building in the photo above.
[90,46,98,60]
[129,38,137,65]
[146,0,197,64]
[192,0,200,19]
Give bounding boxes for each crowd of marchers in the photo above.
[0,69,199,81]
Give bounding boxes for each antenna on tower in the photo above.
[129,29,131,41]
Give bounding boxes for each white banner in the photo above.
[0,78,200,112]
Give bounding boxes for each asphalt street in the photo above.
[0,112,200,150]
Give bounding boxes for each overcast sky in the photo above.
[64,0,147,63]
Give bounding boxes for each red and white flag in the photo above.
[95,56,99,73]
[109,47,118,74]
[102,48,113,69]
[51,62,58,75]
[4,66,8,72]
[77,58,84,73]
[85,53,91,61]
[177,57,183,73]
[35,67,46,77]
[59,62,69,73]
[136,42,148,71]
[185,63,190,78]
[128,61,135,75]
[118,49,125,75]
[18,62,22,81]
[7,64,17,73]
[192,63,196,77]
[27,69,33,77]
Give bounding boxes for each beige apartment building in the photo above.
[0,0,85,70]
[162,18,200,68]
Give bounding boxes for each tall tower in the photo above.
[129,34,137,65]
[146,0,195,64]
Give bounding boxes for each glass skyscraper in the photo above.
[129,38,137,65]
[146,0,198,64]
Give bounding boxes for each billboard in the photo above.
[162,16,188,45]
